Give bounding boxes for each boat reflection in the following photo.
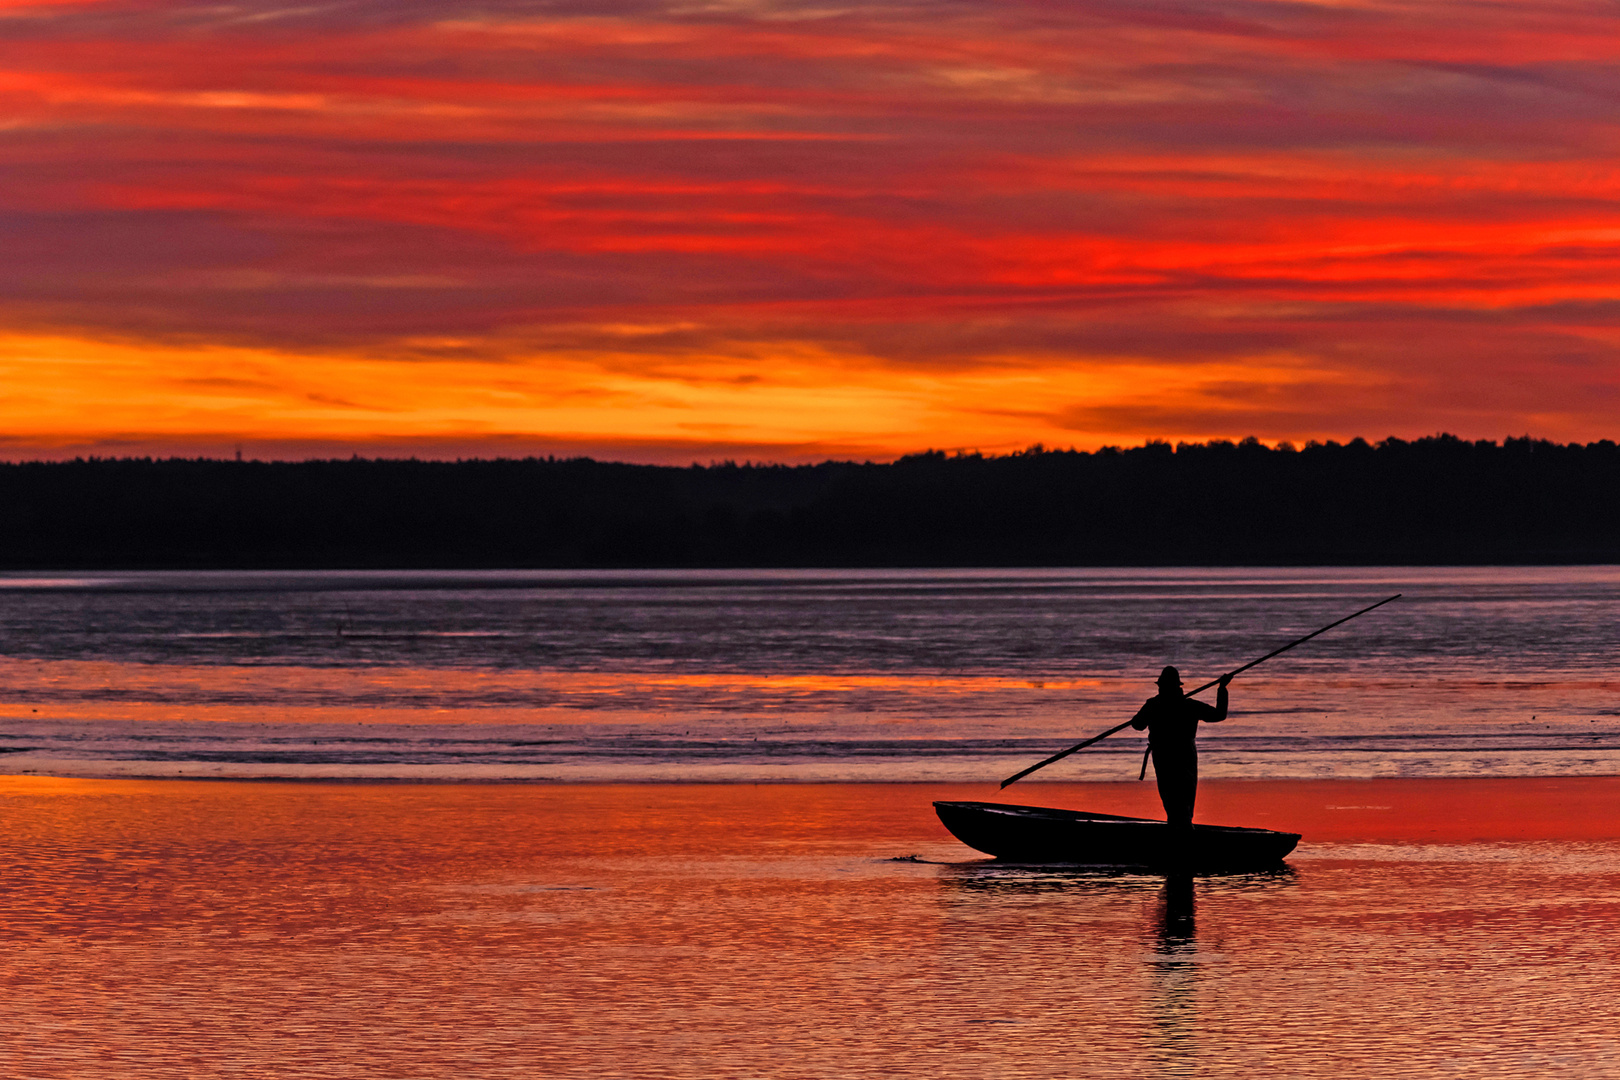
[935,859,1295,894]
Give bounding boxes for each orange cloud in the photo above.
[3,0,1620,460]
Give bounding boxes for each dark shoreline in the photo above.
[3,434,1618,569]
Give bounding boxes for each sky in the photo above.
[5,0,1620,463]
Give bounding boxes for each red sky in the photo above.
[4,0,1620,462]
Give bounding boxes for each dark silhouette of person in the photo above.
[1130,666,1230,829]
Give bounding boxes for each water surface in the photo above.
[0,566,1615,780]
[1,777,1616,1078]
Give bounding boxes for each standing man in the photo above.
[1130,666,1232,829]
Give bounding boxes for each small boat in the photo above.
[934,801,1300,869]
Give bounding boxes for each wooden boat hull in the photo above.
[934,801,1300,869]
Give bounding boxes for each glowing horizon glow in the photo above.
[4,0,1620,462]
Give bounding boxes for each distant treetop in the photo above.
[1,435,1615,567]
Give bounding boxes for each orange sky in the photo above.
[5,0,1620,462]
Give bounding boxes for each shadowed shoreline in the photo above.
[1,434,1617,568]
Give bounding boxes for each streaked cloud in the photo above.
[3,0,1620,459]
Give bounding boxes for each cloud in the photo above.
[2,0,1620,457]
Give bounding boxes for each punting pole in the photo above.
[998,593,1402,789]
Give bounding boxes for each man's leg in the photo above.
[1180,758,1198,827]
[1154,755,1196,829]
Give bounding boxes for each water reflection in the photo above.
[4,566,1620,781]
[937,860,1295,895]
[938,861,1163,894]
[1156,874,1197,949]
[1,778,1616,1078]
[1149,875,1199,1078]
[935,862,1298,1075]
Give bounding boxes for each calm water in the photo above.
[0,566,1616,781]
[1,778,1617,1079]
[3,572,1613,1076]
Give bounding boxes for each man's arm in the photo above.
[1130,700,1153,731]
[1207,672,1232,723]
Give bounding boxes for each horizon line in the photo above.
[1,432,1614,469]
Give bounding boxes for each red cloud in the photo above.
[3,0,1620,457]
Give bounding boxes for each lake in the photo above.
[1,777,1617,1078]
[2,567,1617,1076]
[0,566,1615,781]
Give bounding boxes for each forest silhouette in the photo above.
[1,435,1615,568]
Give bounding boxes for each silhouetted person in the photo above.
[1130,666,1230,829]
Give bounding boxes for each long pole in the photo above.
[998,593,1401,789]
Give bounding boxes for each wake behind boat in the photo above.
[934,801,1300,869]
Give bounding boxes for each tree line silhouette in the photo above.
[1,434,1616,567]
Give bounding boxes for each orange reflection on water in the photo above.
[0,656,1099,726]
[1,778,1618,1077]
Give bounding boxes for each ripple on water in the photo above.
[1,779,1617,1078]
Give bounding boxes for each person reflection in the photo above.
[1157,873,1196,951]
[1148,874,1199,1076]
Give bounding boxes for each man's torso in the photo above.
[1134,695,1218,754]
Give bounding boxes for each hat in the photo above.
[1157,665,1182,687]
